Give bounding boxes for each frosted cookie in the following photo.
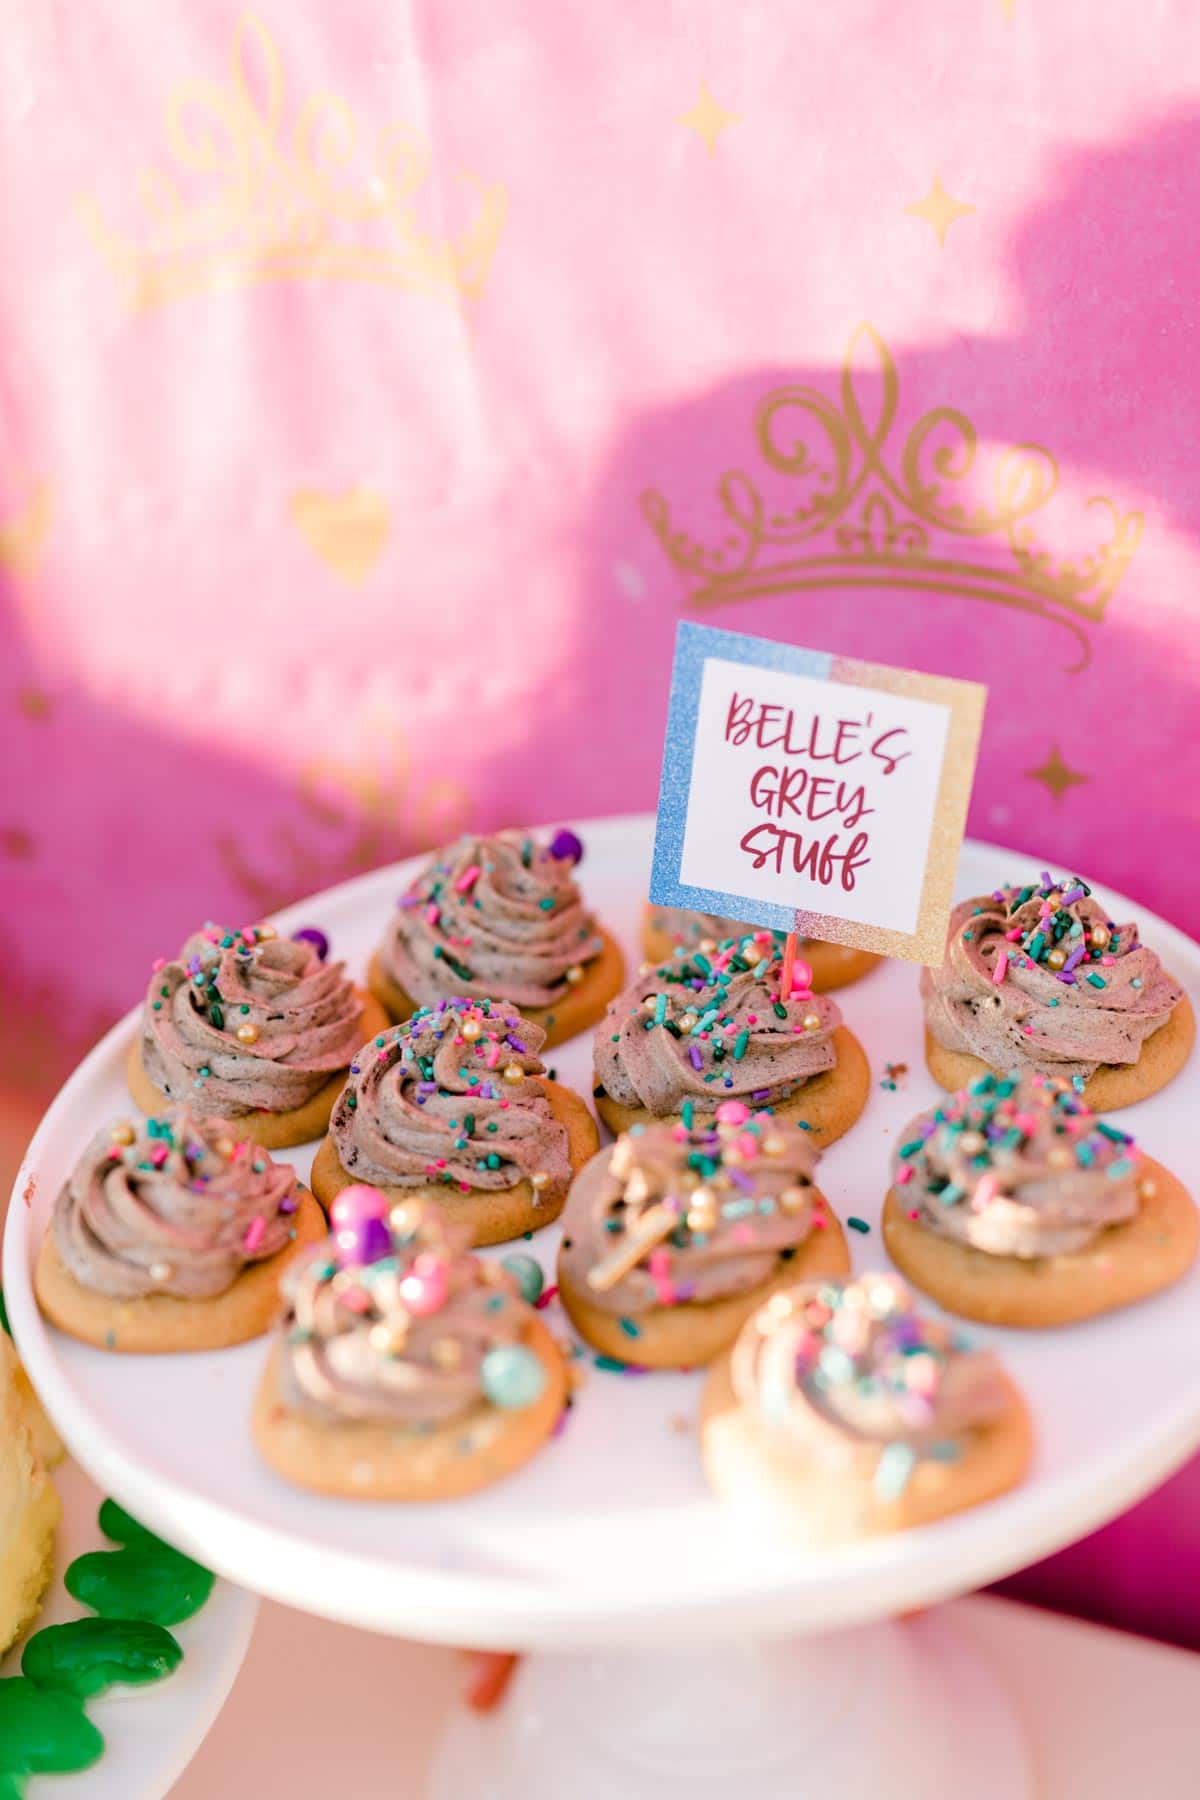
[127,922,389,1148]
[254,1192,567,1500]
[922,872,1193,1110]
[592,931,869,1146]
[311,999,599,1246]
[642,906,878,992]
[701,1273,1031,1543]
[882,1071,1198,1327]
[558,1107,849,1368]
[368,828,624,1047]
[36,1107,325,1352]
[0,1332,60,1654]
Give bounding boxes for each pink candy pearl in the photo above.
[716,1100,751,1125]
[330,1184,389,1233]
[399,1253,449,1317]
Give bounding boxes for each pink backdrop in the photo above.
[4,1,1200,1644]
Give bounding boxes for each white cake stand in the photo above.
[7,817,1200,1800]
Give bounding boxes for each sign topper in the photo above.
[650,622,986,966]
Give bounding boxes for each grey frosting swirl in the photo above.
[53,1105,299,1300]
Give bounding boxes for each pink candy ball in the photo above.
[715,1100,751,1125]
[790,958,814,996]
[399,1253,449,1317]
[330,1184,389,1233]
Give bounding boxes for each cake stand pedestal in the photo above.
[429,1615,1029,1800]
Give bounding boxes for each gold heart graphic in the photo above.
[289,486,390,583]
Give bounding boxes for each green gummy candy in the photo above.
[62,1500,215,1628]
[0,1679,104,1779]
[96,1499,159,1546]
[22,1618,183,1698]
[65,1541,213,1629]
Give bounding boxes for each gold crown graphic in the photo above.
[642,325,1143,671]
[79,13,507,310]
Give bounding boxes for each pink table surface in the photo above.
[3,1,1199,1646]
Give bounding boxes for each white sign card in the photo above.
[649,622,986,965]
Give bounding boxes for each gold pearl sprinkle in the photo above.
[679,1012,699,1033]
[698,938,718,954]
[780,1185,808,1214]
[640,994,659,1013]
[1091,925,1111,949]
[1139,1177,1158,1200]
[503,1062,525,1083]
[958,1131,985,1156]
[460,1018,484,1042]
[236,1021,260,1045]
[110,1123,136,1146]
[149,1261,173,1283]
[531,1171,551,1189]
[389,1201,425,1237]
[762,1134,787,1156]
[369,1322,408,1356]
[1048,1146,1073,1169]
[1047,946,1067,971]
[214,1136,235,1158]
[802,1013,822,1032]
[565,965,584,985]
[256,923,277,940]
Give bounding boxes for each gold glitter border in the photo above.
[790,657,986,966]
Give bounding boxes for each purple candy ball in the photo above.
[548,827,584,866]
[335,1215,392,1268]
[292,926,329,961]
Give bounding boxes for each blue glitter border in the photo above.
[649,621,832,928]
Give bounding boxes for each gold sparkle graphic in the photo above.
[1025,746,1091,802]
[17,689,53,721]
[904,173,976,247]
[677,81,741,155]
[1,828,35,860]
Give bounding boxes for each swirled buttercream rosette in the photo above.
[921,873,1193,1109]
[253,1191,566,1499]
[592,930,869,1146]
[310,998,598,1245]
[368,829,624,1047]
[882,1070,1199,1325]
[36,1105,325,1351]
[128,922,389,1148]
[701,1273,1031,1542]
[557,1103,849,1368]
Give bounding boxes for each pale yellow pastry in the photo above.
[0,1332,60,1654]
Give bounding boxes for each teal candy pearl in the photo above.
[481,1345,546,1411]
[500,1254,544,1305]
